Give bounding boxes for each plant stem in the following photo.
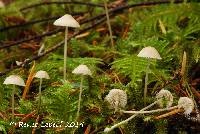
[76,75,84,121]
[122,106,178,114]
[37,78,43,114]
[104,0,114,49]
[144,59,151,105]
[12,85,15,121]
[104,100,159,133]
[64,27,68,81]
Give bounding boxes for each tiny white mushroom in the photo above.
[34,70,50,79]
[72,64,92,76]
[137,46,162,105]
[3,75,25,121]
[3,75,25,86]
[72,64,91,120]
[34,70,50,114]
[53,14,80,81]
[178,97,194,115]
[53,14,80,28]
[137,46,162,59]
[122,89,175,114]
[105,89,127,112]
[154,97,194,120]
[156,89,173,108]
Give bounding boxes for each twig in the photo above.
[32,115,40,134]
[8,110,36,134]
[20,1,104,11]
[0,12,85,32]
[104,100,159,132]
[1,0,189,49]
[0,0,194,76]
[0,28,63,49]
[0,17,107,76]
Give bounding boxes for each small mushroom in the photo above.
[72,64,91,120]
[105,89,127,112]
[105,89,174,133]
[137,46,162,105]
[156,89,173,108]
[53,14,80,81]
[34,70,50,114]
[3,75,25,121]
[154,97,194,120]
[178,97,194,115]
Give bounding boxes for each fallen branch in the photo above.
[0,28,63,49]
[20,1,104,11]
[1,0,190,49]
[8,110,36,134]
[0,12,85,32]
[0,17,107,76]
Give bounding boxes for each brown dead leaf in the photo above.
[22,61,36,99]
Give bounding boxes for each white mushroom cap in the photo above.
[156,89,173,108]
[178,97,194,115]
[3,75,25,86]
[72,64,92,76]
[105,89,127,112]
[34,70,50,79]
[137,46,162,59]
[53,14,80,28]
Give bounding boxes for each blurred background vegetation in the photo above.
[0,0,200,133]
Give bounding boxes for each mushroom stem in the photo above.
[122,106,178,114]
[64,27,68,81]
[104,0,114,49]
[76,75,84,120]
[12,85,15,121]
[104,100,159,133]
[37,78,43,114]
[144,59,151,105]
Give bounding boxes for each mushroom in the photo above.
[178,97,194,115]
[156,89,173,108]
[137,46,162,105]
[105,89,127,112]
[72,64,91,120]
[154,97,194,120]
[104,89,174,133]
[34,70,50,113]
[3,75,25,121]
[53,14,80,81]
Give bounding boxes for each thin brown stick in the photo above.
[0,17,107,76]
[32,115,40,134]
[8,110,36,134]
[1,0,190,49]
[0,12,85,32]
[20,1,104,11]
[0,28,63,49]
[154,108,183,120]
